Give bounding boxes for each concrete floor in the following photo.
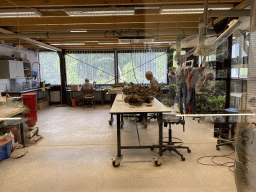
[0,105,237,192]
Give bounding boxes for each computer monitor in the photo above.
[239,68,248,79]
[231,68,239,78]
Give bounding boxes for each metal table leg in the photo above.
[108,94,116,125]
[112,113,123,167]
[121,114,124,129]
[20,113,25,147]
[153,112,164,166]
[101,91,104,106]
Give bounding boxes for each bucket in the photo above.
[22,93,37,127]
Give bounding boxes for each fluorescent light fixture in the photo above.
[70,30,87,33]
[51,43,85,46]
[0,8,42,17]
[160,4,233,14]
[65,7,135,16]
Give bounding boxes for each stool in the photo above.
[162,115,191,161]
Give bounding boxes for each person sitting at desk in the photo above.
[81,78,94,91]
[81,78,94,104]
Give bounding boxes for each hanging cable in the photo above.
[66,54,115,78]
[104,51,167,84]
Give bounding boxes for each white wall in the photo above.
[0,44,39,92]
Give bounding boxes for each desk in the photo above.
[0,106,27,146]
[67,89,106,106]
[110,94,171,167]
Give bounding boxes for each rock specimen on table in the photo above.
[123,84,158,106]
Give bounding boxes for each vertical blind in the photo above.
[118,49,168,84]
[39,51,61,85]
[65,51,115,85]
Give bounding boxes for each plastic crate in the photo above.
[0,138,12,162]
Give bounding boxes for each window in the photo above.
[39,51,61,85]
[65,51,115,85]
[118,49,167,84]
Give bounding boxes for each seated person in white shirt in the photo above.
[81,78,94,104]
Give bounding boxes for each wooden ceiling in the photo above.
[0,0,251,51]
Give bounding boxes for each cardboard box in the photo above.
[37,100,49,110]
[71,85,79,91]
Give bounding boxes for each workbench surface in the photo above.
[110,94,171,114]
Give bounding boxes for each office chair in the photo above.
[83,90,95,109]
[162,114,191,161]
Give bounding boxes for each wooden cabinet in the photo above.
[0,60,24,79]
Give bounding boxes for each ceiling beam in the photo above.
[0,14,201,26]
[8,22,198,32]
[0,29,199,39]
[0,0,242,8]
[212,0,251,25]
[0,28,61,51]
[4,36,178,44]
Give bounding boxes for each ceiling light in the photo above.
[160,4,233,14]
[0,8,42,17]
[70,30,87,33]
[65,7,135,16]
[51,43,85,46]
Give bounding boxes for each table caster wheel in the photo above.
[187,149,191,153]
[144,124,147,128]
[181,157,186,161]
[150,147,154,151]
[112,160,120,167]
[111,156,122,167]
[153,160,161,167]
[216,146,220,151]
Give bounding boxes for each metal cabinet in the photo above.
[0,60,24,79]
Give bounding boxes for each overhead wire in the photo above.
[104,51,167,84]
[130,38,139,84]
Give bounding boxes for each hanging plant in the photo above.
[194,42,214,57]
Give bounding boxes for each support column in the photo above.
[225,36,233,109]
[57,50,67,105]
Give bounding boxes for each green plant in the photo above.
[196,88,225,113]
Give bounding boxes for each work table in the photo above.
[1,87,50,94]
